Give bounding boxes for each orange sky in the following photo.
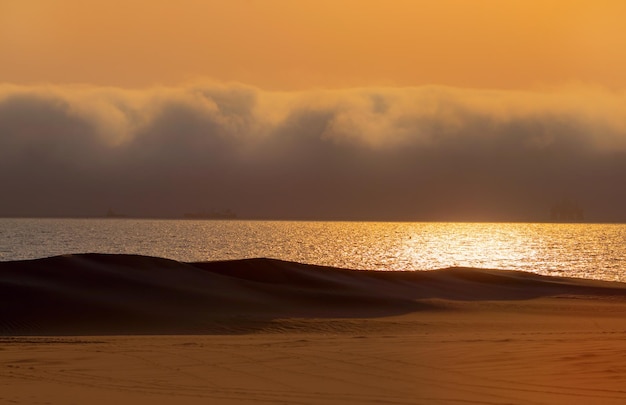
[2,0,626,90]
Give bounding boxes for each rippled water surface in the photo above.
[1,219,625,281]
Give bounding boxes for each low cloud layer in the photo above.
[1,82,626,221]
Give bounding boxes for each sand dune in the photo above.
[2,254,626,404]
[1,253,624,335]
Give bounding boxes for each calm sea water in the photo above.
[1,219,626,281]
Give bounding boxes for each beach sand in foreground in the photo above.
[2,254,626,404]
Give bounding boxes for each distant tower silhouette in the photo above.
[550,199,584,222]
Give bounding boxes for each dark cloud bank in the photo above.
[1,83,625,222]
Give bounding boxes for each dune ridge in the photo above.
[1,253,626,335]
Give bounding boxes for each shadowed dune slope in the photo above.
[1,253,626,335]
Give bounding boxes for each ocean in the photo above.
[1,218,625,281]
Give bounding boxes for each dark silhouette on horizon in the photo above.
[183,209,237,220]
[105,208,127,218]
[550,199,585,222]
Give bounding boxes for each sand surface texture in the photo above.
[2,254,626,404]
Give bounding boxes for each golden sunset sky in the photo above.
[2,0,626,89]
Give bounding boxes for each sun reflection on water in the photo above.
[399,223,539,271]
[1,219,625,281]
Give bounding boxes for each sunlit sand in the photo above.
[2,254,626,404]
